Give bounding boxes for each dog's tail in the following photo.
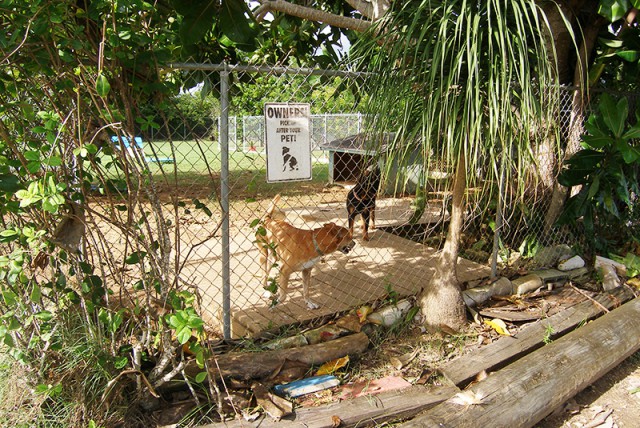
[263,194,286,222]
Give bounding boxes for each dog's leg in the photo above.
[276,266,292,305]
[301,268,319,309]
[370,207,376,230]
[361,210,371,241]
[347,207,356,238]
[259,243,274,299]
[258,242,269,289]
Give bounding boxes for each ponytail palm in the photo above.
[354,0,559,330]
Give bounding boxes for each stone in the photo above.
[599,263,622,291]
[530,269,569,282]
[595,255,627,277]
[530,244,575,268]
[512,274,544,295]
[558,255,586,271]
[463,277,513,307]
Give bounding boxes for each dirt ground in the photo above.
[537,351,640,428]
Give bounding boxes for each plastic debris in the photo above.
[367,299,413,326]
[273,375,340,398]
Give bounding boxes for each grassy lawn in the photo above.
[97,139,331,201]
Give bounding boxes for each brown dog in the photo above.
[257,195,355,309]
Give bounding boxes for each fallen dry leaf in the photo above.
[356,306,373,323]
[335,314,362,332]
[627,277,640,289]
[389,348,420,370]
[449,390,485,406]
[331,415,342,427]
[316,356,349,376]
[484,318,512,336]
[415,368,435,385]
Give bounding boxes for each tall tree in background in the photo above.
[351,0,559,331]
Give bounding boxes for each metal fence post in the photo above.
[220,63,231,339]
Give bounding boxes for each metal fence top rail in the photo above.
[168,62,372,78]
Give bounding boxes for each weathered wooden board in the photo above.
[439,286,634,387]
[205,384,459,428]
[400,297,640,428]
[183,332,369,382]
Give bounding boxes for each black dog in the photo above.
[346,164,381,241]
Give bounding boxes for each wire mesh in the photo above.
[84,66,620,339]
[142,63,492,338]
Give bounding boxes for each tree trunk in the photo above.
[418,151,467,332]
[543,16,602,232]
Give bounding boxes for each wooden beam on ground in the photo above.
[440,287,634,387]
[205,384,459,428]
[400,297,640,428]
[183,332,369,382]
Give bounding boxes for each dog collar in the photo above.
[352,190,364,203]
[312,232,325,256]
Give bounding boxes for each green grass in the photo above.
[95,140,332,201]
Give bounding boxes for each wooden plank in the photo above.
[182,332,370,382]
[205,385,459,428]
[401,297,640,428]
[440,287,634,387]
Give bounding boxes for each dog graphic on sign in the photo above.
[282,146,299,171]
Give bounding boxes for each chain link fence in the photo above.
[85,63,629,339]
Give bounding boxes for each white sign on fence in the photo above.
[264,103,312,182]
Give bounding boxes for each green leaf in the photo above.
[195,371,207,383]
[96,73,111,97]
[179,0,218,45]
[176,325,192,344]
[599,94,627,138]
[24,151,40,161]
[195,348,205,368]
[587,175,600,199]
[34,310,53,321]
[125,251,147,264]
[558,150,605,186]
[114,356,128,369]
[187,316,204,329]
[582,134,612,149]
[219,0,257,49]
[30,284,42,304]
[622,126,640,140]
[616,50,640,62]
[620,145,640,164]
[0,229,19,240]
[598,0,630,22]
[2,289,17,306]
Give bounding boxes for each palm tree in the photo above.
[353,0,560,331]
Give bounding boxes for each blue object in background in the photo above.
[273,375,340,398]
[110,135,174,164]
[111,135,143,149]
